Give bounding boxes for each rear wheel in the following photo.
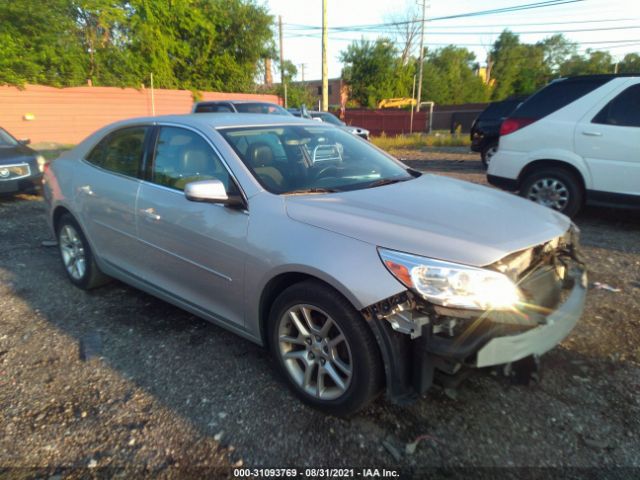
[56,214,110,289]
[481,142,498,168]
[269,280,383,416]
[520,168,583,217]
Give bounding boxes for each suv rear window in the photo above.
[479,99,523,120]
[512,78,611,120]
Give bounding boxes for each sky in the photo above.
[264,0,640,81]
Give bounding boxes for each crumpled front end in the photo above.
[362,225,587,401]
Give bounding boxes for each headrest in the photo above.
[181,149,210,174]
[169,134,193,147]
[247,143,274,167]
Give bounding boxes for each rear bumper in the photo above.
[487,174,518,191]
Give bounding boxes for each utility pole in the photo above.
[416,0,426,112]
[279,15,288,108]
[300,63,306,83]
[321,0,328,111]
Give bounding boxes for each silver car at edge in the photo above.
[43,114,587,415]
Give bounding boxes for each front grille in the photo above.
[0,163,31,181]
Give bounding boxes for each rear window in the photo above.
[479,99,522,120]
[512,78,611,120]
[195,103,233,113]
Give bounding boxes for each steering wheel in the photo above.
[314,165,339,179]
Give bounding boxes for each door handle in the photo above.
[142,207,161,221]
[582,131,602,137]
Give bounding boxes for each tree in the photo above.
[272,60,315,108]
[384,2,421,66]
[340,38,413,108]
[0,0,275,92]
[617,53,640,73]
[421,46,490,104]
[559,49,614,76]
[490,30,547,100]
[538,35,577,76]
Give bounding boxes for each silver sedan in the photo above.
[43,114,586,415]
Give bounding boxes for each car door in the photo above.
[575,81,640,196]
[79,125,151,269]
[136,125,249,327]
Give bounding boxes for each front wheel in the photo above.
[520,168,583,217]
[269,280,383,416]
[56,214,110,289]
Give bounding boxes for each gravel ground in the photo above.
[1,148,639,477]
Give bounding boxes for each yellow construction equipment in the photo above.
[377,98,417,109]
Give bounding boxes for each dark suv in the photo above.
[471,97,526,167]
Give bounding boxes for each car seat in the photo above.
[246,142,284,190]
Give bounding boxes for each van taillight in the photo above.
[500,117,536,136]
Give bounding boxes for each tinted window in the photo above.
[86,127,148,178]
[151,127,232,191]
[195,103,233,113]
[479,99,522,120]
[592,84,640,127]
[512,78,611,119]
[233,103,290,115]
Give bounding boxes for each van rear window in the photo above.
[511,78,611,120]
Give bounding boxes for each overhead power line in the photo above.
[283,0,586,32]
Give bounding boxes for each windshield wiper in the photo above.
[365,177,412,189]
[283,187,339,195]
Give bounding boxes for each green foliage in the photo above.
[490,31,548,100]
[340,38,414,108]
[0,0,274,92]
[271,61,315,108]
[559,50,614,76]
[619,53,640,73]
[421,46,490,104]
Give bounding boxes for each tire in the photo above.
[519,168,583,217]
[481,142,498,168]
[268,280,384,416]
[56,213,110,289]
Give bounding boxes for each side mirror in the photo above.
[19,138,31,145]
[184,179,244,207]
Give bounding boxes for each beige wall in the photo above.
[0,84,280,144]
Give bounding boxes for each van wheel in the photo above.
[481,143,498,168]
[520,168,583,217]
[269,280,383,416]
[56,213,110,289]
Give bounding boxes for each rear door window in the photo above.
[512,78,611,119]
[86,126,148,178]
[592,83,640,127]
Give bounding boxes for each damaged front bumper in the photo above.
[363,234,587,402]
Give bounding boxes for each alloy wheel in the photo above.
[527,177,570,211]
[59,224,86,280]
[277,304,353,400]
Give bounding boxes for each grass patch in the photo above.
[371,132,470,151]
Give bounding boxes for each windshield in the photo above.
[218,125,414,194]
[234,103,291,116]
[312,112,344,126]
[0,128,18,147]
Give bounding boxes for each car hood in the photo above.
[342,125,369,134]
[284,174,570,267]
[0,145,36,164]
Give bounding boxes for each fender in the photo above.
[521,149,593,189]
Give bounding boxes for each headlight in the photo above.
[36,155,47,173]
[378,248,522,310]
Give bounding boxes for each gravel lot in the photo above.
[1,148,639,477]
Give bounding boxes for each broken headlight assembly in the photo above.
[378,248,523,311]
